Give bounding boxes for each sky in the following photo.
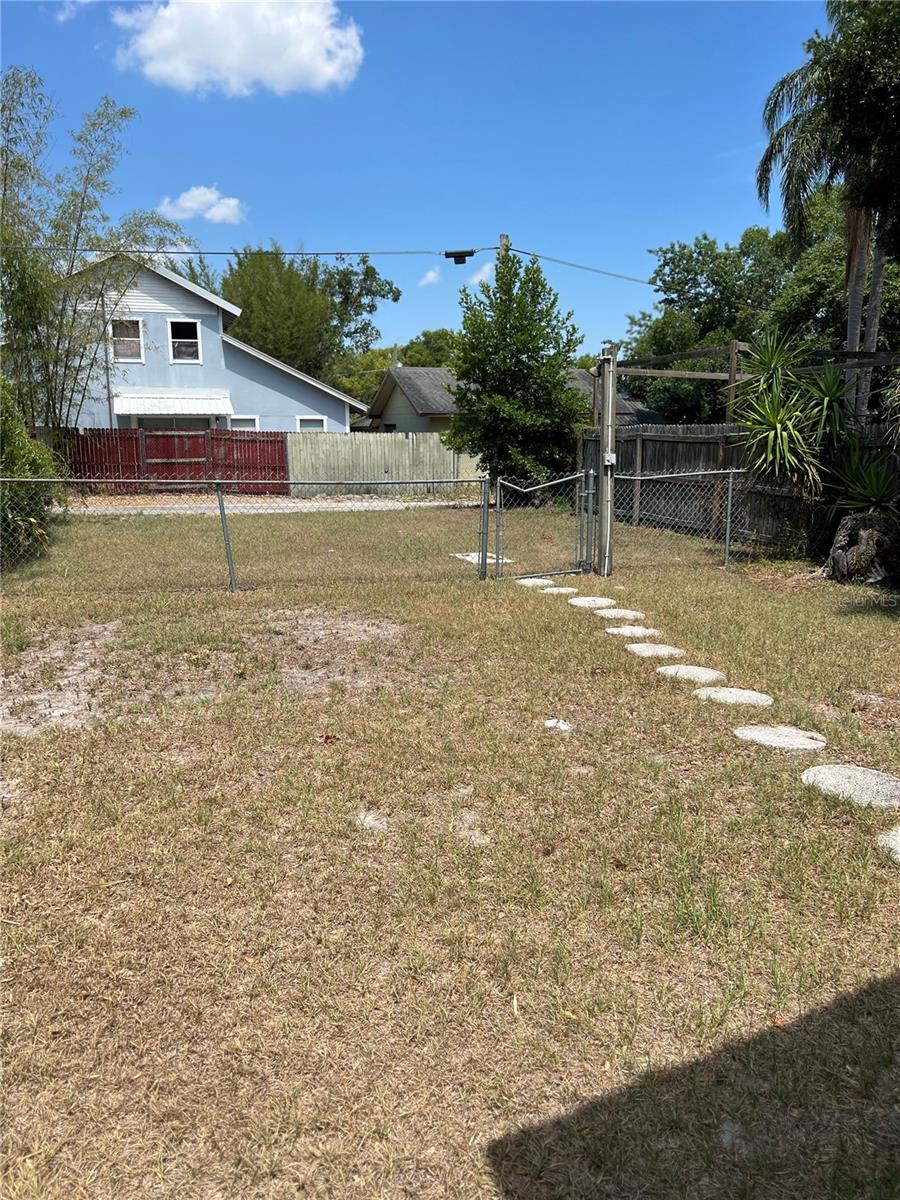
[1,0,828,351]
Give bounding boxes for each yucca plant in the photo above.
[826,438,900,518]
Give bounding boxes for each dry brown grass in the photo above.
[2,514,899,1198]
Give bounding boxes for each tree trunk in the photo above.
[844,209,869,415]
[857,224,886,420]
[824,514,900,586]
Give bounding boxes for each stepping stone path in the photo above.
[800,764,900,809]
[694,686,774,708]
[568,596,616,608]
[656,664,726,684]
[626,643,685,658]
[877,827,900,863]
[527,572,895,869]
[733,725,826,752]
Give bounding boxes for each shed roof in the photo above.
[369,365,667,425]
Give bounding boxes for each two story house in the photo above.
[78,259,365,433]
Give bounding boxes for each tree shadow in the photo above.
[486,973,899,1200]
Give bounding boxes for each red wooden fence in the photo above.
[65,429,288,494]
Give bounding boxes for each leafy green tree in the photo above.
[1,67,182,433]
[332,345,397,408]
[214,245,400,382]
[445,251,584,479]
[0,374,65,567]
[401,327,458,367]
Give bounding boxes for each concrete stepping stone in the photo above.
[694,686,774,707]
[733,725,826,752]
[801,764,900,809]
[517,577,555,588]
[542,586,579,594]
[355,808,388,833]
[605,625,661,638]
[626,644,685,658]
[877,827,900,863]
[544,718,573,733]
[592,608,646,620]
[568,596,616,608]
[656,664,726,684]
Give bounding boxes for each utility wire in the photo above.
[509,246,654,286]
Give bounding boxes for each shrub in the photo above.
[0,375,65,569]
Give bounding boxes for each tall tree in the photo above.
[216,246,400,382]
[757,0,900,417]
[445,250,584,480]
[401,327,459,367]
[1,67,181,432]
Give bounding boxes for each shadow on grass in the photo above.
[486,973,899,1200]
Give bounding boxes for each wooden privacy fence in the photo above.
[584,424,813,551]
[285,431,481,495]
[57,429,481,494]
[65,429,288,493]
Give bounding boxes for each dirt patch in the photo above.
[1,608,409,738]
[1,621,120,738]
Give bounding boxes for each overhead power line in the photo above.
[509,247,654,286]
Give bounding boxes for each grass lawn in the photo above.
[2,508,899,1198]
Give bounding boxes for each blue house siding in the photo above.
[76,265,357,432]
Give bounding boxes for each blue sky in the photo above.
[2,0,827,350]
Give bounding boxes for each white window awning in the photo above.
[113,390,233,416]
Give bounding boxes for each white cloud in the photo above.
[157,185,246,224]
[468,260,495,286]
[418,267,440,288]
[112,0,363,97]
[56,0,97,22]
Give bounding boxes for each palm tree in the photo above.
[756,2,883,420]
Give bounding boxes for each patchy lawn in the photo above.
[2,517,898,1198]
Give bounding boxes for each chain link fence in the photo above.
[0,477,487,593]
[613,468,813,569]
[495,472,594,580]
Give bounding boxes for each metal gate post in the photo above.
[215,480,238,592]
[583,468,595,571]
[478,477,490,580]
[494,478,503,579]
[724,469,735,567]
[596,350,616,576]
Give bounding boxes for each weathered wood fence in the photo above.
[285,432,480,496]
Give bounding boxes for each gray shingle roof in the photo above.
[373,365,666,425]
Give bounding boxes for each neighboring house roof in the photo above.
[369,366,457,418]
[369,365,667,425]
[221,335,367,412]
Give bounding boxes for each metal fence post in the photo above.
[584,468,595,571]
[724,469,735,567]
[478,477,490,580]
[494,478,503,580]
[215,480,238,592]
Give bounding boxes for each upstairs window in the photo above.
[111,319,143,362]
[169,319,201,363]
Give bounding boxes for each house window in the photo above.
[168,319,201,363]
[230,416,259,431]
[111,319,143,363]
[296,416,326,432]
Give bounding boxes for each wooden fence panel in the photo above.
[285,431,481,495]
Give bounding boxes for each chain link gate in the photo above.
[486,471,596,580]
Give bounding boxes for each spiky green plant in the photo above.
[826,438,900,517]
